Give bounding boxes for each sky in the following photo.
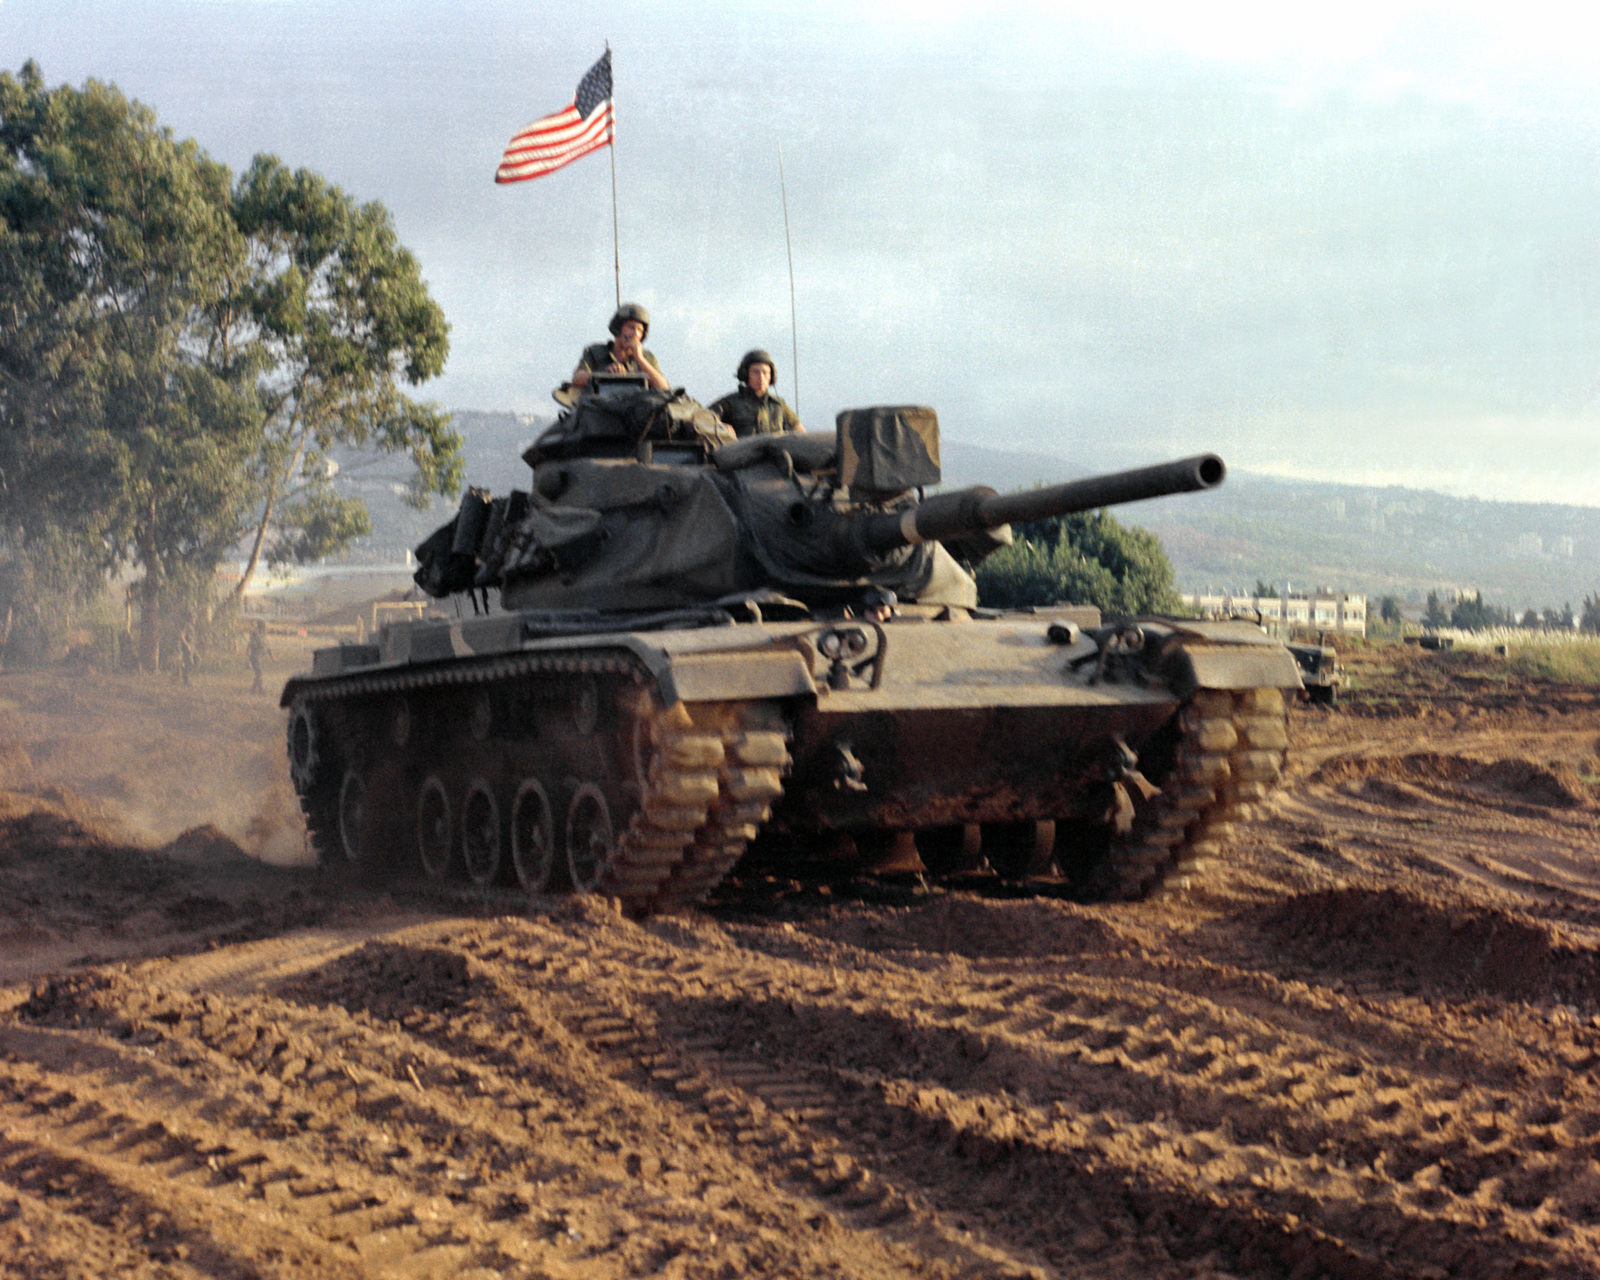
[6,0,1600,507]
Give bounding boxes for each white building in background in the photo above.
[1180,588,1368,636]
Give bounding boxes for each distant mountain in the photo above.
[327,414,1599,616]
[940,438,1600,614]
[325,409,556,565]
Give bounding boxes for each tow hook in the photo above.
[1090,625,1145,685]
[831,741,869,793]
[1104,734,1158,832]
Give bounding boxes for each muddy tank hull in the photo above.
[283,609,1299,911]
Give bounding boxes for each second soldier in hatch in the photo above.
[709,349,804,438]
[571,303,670,391]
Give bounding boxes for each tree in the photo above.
[974,508,1181,615]
[0,64,461,666]
[1581,594,1600,635]
[1424,591,1448,629]
[1252,580,1279,599]
[1379,595,1403,624]
[1520,608,1542,629]
[1450,591,1511,632]
[223,155,460,593]
[0,62,253,666]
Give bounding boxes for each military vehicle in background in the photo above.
[1288,641,1341,704]
[284,380,1302,913]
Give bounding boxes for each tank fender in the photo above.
[1139,621,1304,697]
[650,645,817,705]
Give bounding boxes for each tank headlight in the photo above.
[818,626,869,660]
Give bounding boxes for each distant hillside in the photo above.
[326,415,1599,616]
[326,410,555,564]
[940,439,1600,614]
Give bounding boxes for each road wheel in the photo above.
[461,779,503,887]
[565,783,615,893]
[337,766,368,865]
[417,775,454,880]
[511,779,556,891]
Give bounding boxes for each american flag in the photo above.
[495,50,614,184]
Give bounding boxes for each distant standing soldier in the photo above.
[247,621,271,694]
[177,618,196,687]
[570,303,670,391]
[709,349,803,438]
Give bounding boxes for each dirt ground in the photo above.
[2,639,1599,1279]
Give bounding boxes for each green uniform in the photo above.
[709,385,801,438]
[578,341,663,379]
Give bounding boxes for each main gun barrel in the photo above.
[859,453,1226,554]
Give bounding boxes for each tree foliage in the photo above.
[224,155,459,591]
[0,62,461,666]
[973,508,1181,615]
[1448,591,1513,632]
[1424,591,1448,629]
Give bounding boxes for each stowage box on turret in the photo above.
[284,380,1302,911]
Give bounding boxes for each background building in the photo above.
[1180,588,1367,636]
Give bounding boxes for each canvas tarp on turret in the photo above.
[497,459,743,610]
[836,406,941,495]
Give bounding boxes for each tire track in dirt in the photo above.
[9,919,997,1278]
[264,895,1600,1279]
[1266,767,1600,932]
[5,650,1600,1279]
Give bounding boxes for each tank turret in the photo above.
[287,382,1302,915]
[417,388,1225,620]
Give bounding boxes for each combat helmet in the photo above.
[609,303,651,339]
[737,348,777,384]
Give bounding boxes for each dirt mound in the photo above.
[1473,758,1592,809]
[1253,887,1600,1005]
[283,939,477,1021]
[160,824,254,865]
[1308,750,1593,809]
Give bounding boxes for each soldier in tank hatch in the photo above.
[709,349,804,438]
[571,303,670,391]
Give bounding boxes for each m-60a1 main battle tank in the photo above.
[283,380,1301,912]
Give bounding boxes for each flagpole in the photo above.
[607,42,620,309]
[778,141,798,417]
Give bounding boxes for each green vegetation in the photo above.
[0,62,461,669]
[1504,640,1600,684]
[974,508,1181,615]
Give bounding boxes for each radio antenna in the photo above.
[778,141,799,416]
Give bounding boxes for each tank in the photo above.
[283,381,1302,911]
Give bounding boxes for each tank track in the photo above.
[576,695,726,906]
[1105,686,1288,900]
[650,702,790,912]
[285,651,752,912]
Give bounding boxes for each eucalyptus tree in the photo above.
[224,155,460,595]
[0,63,461,666]
[0,61,254,665]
